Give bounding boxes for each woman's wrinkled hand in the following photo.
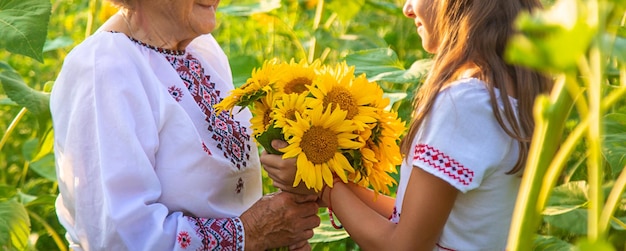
[240,191,320,251]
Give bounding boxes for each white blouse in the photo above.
[51,30,261,251]
[390,78,521,250]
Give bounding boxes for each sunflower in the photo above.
[348,107,405,195]
[318,61,356,85]
[350,142,398,196]
[272,93,310,129]
[350,133,399,195]
[249,92,275,138]
[308,69,381,131]
[280,105,363,192]
[274,59,321,95]
[216,58,406,196]
[214,59,280,115]
[375,109,405,165]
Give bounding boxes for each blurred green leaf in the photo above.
[543,205,585,215]
[229,55,259,87]
[576,238,616,251]
[219,0,281,16]
[533,235,575,251]
[609,216,626,231]
[365,0,402,15]
[22,138,38,161]
[543,208,588,235]
[547,180,589,207]
[505,0,596,72]
[0,185,17,201]
[601,34,626,63]
[33,127,54,162]
[42,36,73,52]
[0,61,12,70]
[327,0,365,22]
[0,69,50,116]
[543,181,591,235]
[0,200,30,250]
[603,112,626,177]
[0,97,18,106]
[30,153,56,182]
[347,48,430,84]
[0,0,52,61]
[24,194,55,209]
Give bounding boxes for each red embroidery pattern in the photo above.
[177,231,191,249]
[236,178,244,194]
[165,54,251,170]
[202,142,212,156]
[436,243,457,251]
[389,206,400,222]
[168,85,184,102]
[184,216,244,251]
[413,144,474,186]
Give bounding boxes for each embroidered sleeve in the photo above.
[175,216,245,251]
[410,81,518,192]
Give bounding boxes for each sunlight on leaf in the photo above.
[505,0,596,72]
[327,0,365,22]
[0,200,30,250]
[576,238,616,251]
[543,205,585,216]
[219,0,281,16]
[346,48,431,84]
[30,153,57,182]
[547,180,589,206]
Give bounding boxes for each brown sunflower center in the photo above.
[263,109,272,127]
[284,77,312,94]
[286,109,297,121]
[301,126,338,164]
[323,87,358,119]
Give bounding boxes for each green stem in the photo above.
[27,210,68,251]
[586,45,604,241]
[570,58,590,117]
[597,64,626,236]
[0,107,28,153]
[599,165,626,232]
[307,0,325,62]
[507,74,573,251]
[268,15,307,61]
[540,83,626,207]
[85,0,98,38]
[18,161,30,191]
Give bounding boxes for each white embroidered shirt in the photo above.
[51,30,261,251]
[390,78,522,250]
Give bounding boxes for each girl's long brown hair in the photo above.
[399,0,553,174]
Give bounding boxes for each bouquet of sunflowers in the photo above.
[215,59,405,195]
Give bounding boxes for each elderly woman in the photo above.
[50,0,320,250]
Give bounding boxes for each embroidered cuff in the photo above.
[178,216,245,250]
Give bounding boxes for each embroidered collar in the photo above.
[107,31,186,56]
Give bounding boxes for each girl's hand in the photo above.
[260,140,319,196]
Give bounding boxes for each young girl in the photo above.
[261,0,552,249]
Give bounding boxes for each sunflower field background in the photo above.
[1,0,626,250]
